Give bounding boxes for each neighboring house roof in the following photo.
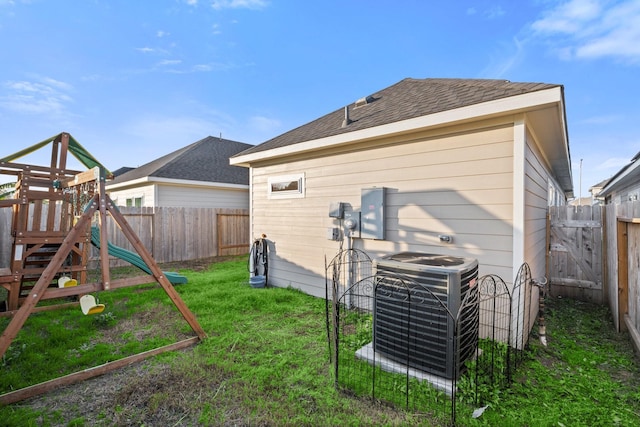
[590,177,610,190]
[589,178,610,198]
[569,197,592,206]
[231,77,572,194]
[111,167,135,177]
[599,151,640,197]
[109,136,253,188]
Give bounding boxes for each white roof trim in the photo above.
[106,176,248,191]
[230,87,563,167]
[600,157,640,196]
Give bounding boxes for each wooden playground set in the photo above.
[0,132,206,403]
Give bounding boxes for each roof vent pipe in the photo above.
[341,106,352,128]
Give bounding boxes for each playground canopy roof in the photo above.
[0,132,112,176]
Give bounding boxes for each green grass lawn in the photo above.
[1,257,639,426]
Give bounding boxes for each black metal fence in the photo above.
[325,249,537,425]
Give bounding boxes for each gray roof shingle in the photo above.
[110,136,252,185]
[233,78,560,157]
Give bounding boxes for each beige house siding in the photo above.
[498,120,565,347]
[157,185,249,209]
[251,120,517,298]
[109,184,156,207]
[108,183,249,209]
[609,182,640,204]
[523,126,554,280]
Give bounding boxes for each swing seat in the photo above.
[80,295,105,315]
[58,276,78,288]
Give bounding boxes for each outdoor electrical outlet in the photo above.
[327,227,340,240]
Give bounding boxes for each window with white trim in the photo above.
[268,173,305,199]
[126,196,143,207]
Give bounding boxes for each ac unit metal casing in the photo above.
[373,252,479,379]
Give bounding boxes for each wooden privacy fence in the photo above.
[604,200,640,345]
[0,206,250,268]
[547,205,604,304]
[550,201,640,353]
[109,207,249,263]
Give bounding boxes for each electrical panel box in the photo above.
[361,187,385,240]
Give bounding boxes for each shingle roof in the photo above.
[111,166,135,177]
[233,78,560,157]
[599,150,640,197]
[110,136,252,185]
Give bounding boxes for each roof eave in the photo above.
[599,159,640,197]
[106,175,248,191]
[105,176,152,191]
[230,87,566,168]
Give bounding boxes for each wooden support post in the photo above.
[103,195,206,340]
[97,178,111,290]
[617,219,629,332]
[50,134,60,171]
[546,211,551,292]
[0,196,99,359]
[57,132,69,171]
[7,197,28,311]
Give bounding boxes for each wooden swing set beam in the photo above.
[0,159,206,403]
[0,196,98,358]
[0,274,174,318]
[0,337,199,405]
[102,194,206,339]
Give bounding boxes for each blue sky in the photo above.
[0,0,638,199]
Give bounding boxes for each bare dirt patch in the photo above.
[10,258,232,426]
[22,349,234,426]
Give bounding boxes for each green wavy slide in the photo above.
[90,226,187,285]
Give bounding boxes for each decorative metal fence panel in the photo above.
[325,250,536,425]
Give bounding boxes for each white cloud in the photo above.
[595,156,632,170]
[0,78,73,115]
[40,77,73,91]
[193,64,213,71]
[156,30,169,38]
[480,36,525,78]
[210,0,268,10]
[466,5,505,19]
[485,5,506,19]
[248,115,280,134]
[580,114,621,125]
[126,116,214,142]
[136,46,171,58]
[531,0,640,63]
[122,113,239,165]
[155,62,232,74]
[532,0,601,34]
[158,59,182,66]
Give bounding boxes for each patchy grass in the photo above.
[465,297,640,426]
[1,258,639,426]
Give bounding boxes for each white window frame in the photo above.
[126,195,143,207]
[268,173,305,199]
